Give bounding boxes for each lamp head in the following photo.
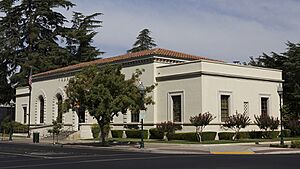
[277,85,283,96]
[9,99,15,107]
[138,82,145,95]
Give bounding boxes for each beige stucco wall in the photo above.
[30,76,71,125]
[15,57,283,139]
[156,60,282,132]
[15,87,30,124]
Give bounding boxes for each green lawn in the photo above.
[105,137,300,145]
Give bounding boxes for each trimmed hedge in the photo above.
[282,129,292,137]
[111,130,123,138]
[291,140,300,148]
[125,130,148,139]
[149,128,164,139]
[249,131,263,139]
[267,131,280,139]
[201,132,217,141]
[168,132,217,141]
[13,123,29,133]
[91,124,100,139]
[168,132,197,141]
[219,131,281,140]
[218,132,235,140]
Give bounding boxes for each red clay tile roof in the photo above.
[33,48,221,78]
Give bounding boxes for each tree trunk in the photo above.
[196,127,201,142]
[56,133,59,144]
[163,132,168,141]
[233,128,240,140]
[99,125,106,144]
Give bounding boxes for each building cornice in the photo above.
[156,71,284,83]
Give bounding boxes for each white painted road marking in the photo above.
[0,155,197,169]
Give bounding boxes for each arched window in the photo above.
[39,96,45,123]
[56,94,63,123]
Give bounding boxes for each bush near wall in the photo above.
[281,129,292,137]
[13,123,29,133]
[149,128,164,139]
[168,132,217,141]
[219,131,282,140]
[248,131,263,139]
[125,130,148,139]
[237,132,250,139]
[0,119,29,134]
[91,124,100,139]
[291,140,300,148]
[111,130,123,138]
[218,132,235,140]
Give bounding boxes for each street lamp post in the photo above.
[277,85,284,145]
[9,99,15,141]
[138,82,145,149]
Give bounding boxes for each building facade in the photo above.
[15,48,283,139]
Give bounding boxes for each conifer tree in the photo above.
[127,28,157,53]
[249,42,300,121]
[0,0,102,104]
[65,12,103,64]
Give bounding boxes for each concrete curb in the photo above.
[3,138,300,155]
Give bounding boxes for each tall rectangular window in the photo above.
[131,113,140,122]
[261,97,269,116]
[172,95,182,122]
[39,96,44,123]
[243,102,249,115]
[23,107,27,124]
[221,95,230,122]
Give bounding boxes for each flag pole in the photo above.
[27,67,32,138]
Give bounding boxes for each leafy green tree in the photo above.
[48,120,63,144]
[127,28,157,53]
[249,42,300,122]
[190,112,215,142]
[64,65,155,144]
[223,111,251,140]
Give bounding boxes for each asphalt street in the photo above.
[0,142,300,169]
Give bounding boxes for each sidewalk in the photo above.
[2,136,300,155]
[142,142,300,155]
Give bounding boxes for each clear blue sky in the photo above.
[66,0,300,62]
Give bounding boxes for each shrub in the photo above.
[237,132,250,139]
[111,130,123,138]
[282,129,292,137]
[190,112,215,142]
[125,130,148,139]
[91,123,100,139]
[168,132,217,141]
[0,117,29,134]
[12,122,29,133]
[202,132,217,141]
[124,124,139,130]
[254,114,280,138]
[223,112,251,140]
[286,119,300,136]
[156,121,182,141]
[291,140,300,148]
[267,131,280,139]
[218,132,235,140]
[149,128,164,139]
[249,131,263,139]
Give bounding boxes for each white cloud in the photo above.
[70,0,300,62]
